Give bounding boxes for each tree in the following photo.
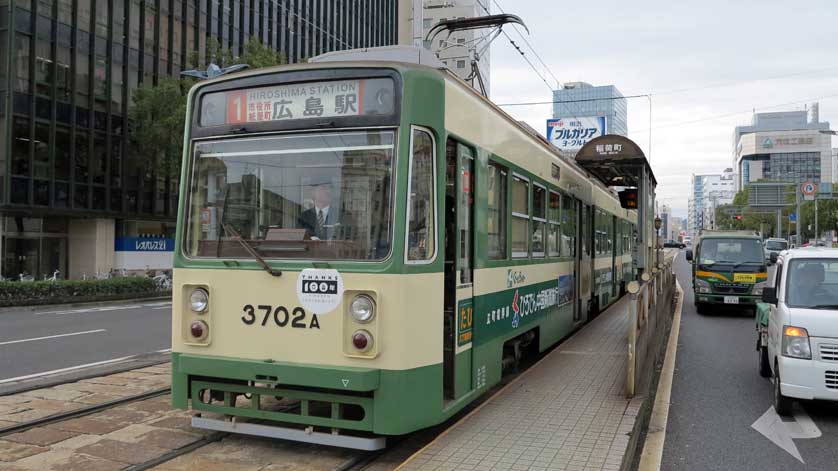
[128,79,188,179]
[130,38,286,178]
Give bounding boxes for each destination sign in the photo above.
[200,78,395,126]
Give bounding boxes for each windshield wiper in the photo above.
[222,223,282,277]
[806,304,838,310]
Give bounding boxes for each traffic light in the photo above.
[618,189,638,209]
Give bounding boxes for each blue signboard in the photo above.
[789,213,797,222]
[114,237,175,252]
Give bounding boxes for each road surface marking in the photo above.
[36,302,171,315]
[0,329,106,346]
[638,281,684,471]
[0,348,172,384]
[751,406,822,463]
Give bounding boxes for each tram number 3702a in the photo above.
[241,304,321,329]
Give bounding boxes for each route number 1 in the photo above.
[227,91,246,124]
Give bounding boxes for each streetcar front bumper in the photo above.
[172,353,380,432]
[695,293,760,306]
[171,352,444,436]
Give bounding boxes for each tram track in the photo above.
[0,386,172,438]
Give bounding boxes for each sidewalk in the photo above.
[398,294,644,471]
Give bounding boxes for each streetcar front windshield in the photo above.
[185,130,395,261]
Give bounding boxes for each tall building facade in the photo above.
[734,106,832,191]
[421,0,490,94]
[0,0,399,279]
[552,82,627,136]
[688,168,736,236]
[659,204,671,241]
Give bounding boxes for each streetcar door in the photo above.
[443,139,475,401]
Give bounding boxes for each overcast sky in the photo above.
[486,0,838,218]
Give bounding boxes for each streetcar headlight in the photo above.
[349,295,375,323]
[190,288,209,313]
[352,330,373,352]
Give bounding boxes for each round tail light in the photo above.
[352,330,373,352]
[190,320,209,340]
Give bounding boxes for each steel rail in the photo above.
[0,386,171,438]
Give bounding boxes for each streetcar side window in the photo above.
[511,175,529,258]
[532,184,546,258]
[406,128,436,262]
[487,162,507,260]
[561,195,576,257]
[548,191,560,257]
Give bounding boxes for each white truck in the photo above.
[756,248,838,414]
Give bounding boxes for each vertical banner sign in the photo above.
[547,116,607,153]
[457,299,474,346]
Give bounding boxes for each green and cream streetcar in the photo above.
[171,46,636,448]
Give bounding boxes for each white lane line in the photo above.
[151,306,172,310]
[0,329,106,346]
[36,302,171,316]
[0,348,171,385]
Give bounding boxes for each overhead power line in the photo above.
[488,0,561,89]
[472,0,555,94]
[628,93,838,134]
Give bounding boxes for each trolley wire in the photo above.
[473,0,554,94]
[486,0,561,89]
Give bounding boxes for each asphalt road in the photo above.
[661,251,838,470]
[0,300,172,384]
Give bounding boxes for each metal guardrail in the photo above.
[626,249,677,398]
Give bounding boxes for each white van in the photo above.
[756,248,838,414]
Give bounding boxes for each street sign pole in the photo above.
[815,197,819,243]
[796,190,801,246]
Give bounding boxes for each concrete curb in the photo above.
[622,281,682,471]
[634,281,684,471]
[0,350,171,396]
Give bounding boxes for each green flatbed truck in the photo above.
[685,231,769,314]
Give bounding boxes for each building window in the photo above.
[487,162,507,260]
[55,127,71,181]
[511,175,529,258]
[15,34,30,93]
[12,117,31,176]
[75,132,89,183]
[456,59,465,69]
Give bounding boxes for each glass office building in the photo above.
[552,81,627,136]
[0,0,399,279]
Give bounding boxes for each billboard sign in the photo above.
[547,116,607,152]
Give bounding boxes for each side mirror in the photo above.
[770,252,778,264]
[685,249,693,261]
[761,287,778,305]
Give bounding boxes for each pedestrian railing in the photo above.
[626,250,677,397]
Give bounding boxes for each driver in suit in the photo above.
[299,183,347,240]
